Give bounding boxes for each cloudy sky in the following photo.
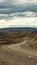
[0,0,37,28]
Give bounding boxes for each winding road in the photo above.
[0,39,37,65]
[8,40,37,57]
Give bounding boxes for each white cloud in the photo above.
[22,12,37,17]
[0,0,5,3]
[0,18,37,28]
[0,0,37,4]
[10,0,37,4]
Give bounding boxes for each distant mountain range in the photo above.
[0,27,37,32]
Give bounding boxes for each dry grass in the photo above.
[0,31,37,49]
[0,31,31,45]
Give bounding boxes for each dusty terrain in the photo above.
[0,31,37,65]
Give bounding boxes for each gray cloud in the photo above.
[0,0,37,19]
[0,12,37,20]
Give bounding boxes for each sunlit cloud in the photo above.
[0,18,37,28]
[0,0,37,28]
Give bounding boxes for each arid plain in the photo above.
[0,31,37,65]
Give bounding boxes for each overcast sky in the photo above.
[0,0,37,28]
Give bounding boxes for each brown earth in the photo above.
[0,31,37,65]
[0,45,37,65]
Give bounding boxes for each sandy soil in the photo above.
[0,40,37,65]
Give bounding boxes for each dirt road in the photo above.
[8,40,37,57]
[0,40,37,65]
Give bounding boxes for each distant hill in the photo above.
[0,27,37,32]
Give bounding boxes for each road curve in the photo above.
[8,40,37,57]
